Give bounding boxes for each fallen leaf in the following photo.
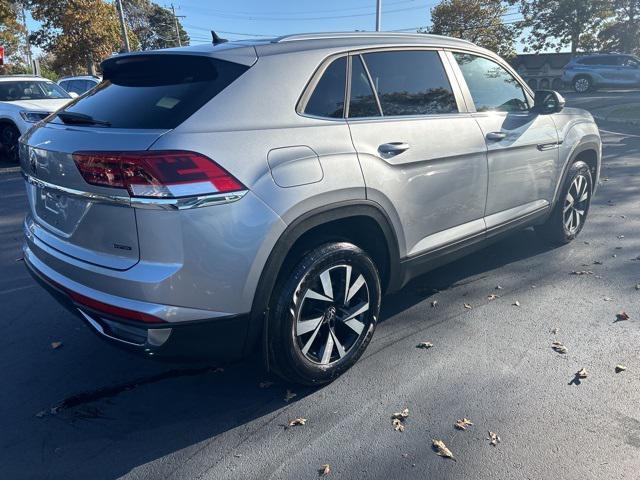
[287,417,307,427]
[259,381,274,388]
[416,341,433,349]
[432,439,454,459]
[616,311,630,321]
[615,365,627,373]
[618,235,625,239]
[431,300,438,308]
[571,270,593,276]
[284,390,297,402]
[513,301,520,307]
[636,284,640,290]
[487,431,501,446]
[454,418,473,430]
[392,418,405,432]
[593,260,603,265]
[51,342,62,350]
[464,303,472,309]
[603,297,613,302]
[496,285,503,290]
[487,294,500,300]
[15,257,23,262]
[577,368,588,379]
[391,408,409,420]
[319,464,331,476]
[612,254,617,258]
[550,328,559,335]
[552,341,567,354]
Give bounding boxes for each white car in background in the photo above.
[57,75,101,96]
[0,75,73,162]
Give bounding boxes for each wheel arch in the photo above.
[245,200,402,356]
[552,139,601,207]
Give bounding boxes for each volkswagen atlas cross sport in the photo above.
[20,33,601,385]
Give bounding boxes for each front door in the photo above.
[449,52,559,229]
[346,50,488,258]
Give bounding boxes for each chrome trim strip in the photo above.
[78,309,145,347]
[22,173,248,210]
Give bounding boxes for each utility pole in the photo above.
[375,0,381,32]
[20,5,33,73]
[115,0,131,53]
[170,4,185,47]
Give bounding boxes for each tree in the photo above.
[510,0,612,53]
[427,0,520,58]
[123,0,189,50]
[0,0,27,73]
[28,0,127,75]
[597,0,640,55]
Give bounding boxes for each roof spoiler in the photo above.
[211,31,228,45]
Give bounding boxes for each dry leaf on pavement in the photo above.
[431,300,438,308]
[552,341,567,354]
[432,439,454,459]
[550,328,558,334]
[513,301,520,307]
[487,431,501,446]
[571,270,593,275]
[319,464,331,476]
[454,418,473,430]
[615,365,627,373]
[284,390,297,402]
[287,418,307,427]
[391,408,409,420]
[392,418,405,432]
[51,342,62,350]
[496,285,503,290]
[636,284,640,290]
[416,342,433,349]
[616,311,630,321]
[487,294,500,300]
[464,303,472,309]
[577,368,588,379]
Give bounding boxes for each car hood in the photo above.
[5,98,71,112]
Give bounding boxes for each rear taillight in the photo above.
[72,151,244,198]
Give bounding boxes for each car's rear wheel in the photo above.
[535,161,593,244]
[573,75,592,93]
[268,242,381,385]
[0,124,20,163]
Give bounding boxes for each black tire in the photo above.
[268,242,381,385]
[573,75,592,93]
[535,161,593,244]
[0,124,20,163]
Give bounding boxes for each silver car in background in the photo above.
[562,53,640,93]
[21,33,601,385]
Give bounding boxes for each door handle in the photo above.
[486,132,507,141]
[378,142,410,155]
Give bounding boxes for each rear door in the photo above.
[346,49,488,258]
[21,54,250,270]
[448,51,559,229]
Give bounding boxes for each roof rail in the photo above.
[273,31,473,45]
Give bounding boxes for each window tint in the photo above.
[304,57,346,118]
[361,50,458,116]
[349,55,380,118]
[0,81,70,101]
[52,55,249,129]
[453,53,528,113]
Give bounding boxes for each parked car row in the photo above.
[16,33,601,384]
[562,53,640,93]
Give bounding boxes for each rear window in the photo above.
[0,81,70,101]
[51,55,249,129]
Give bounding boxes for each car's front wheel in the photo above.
[573,75,592,93]
[0,124,20,163]
[268,242,381,385]
[535,161,593,244]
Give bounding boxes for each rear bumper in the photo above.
[25,245,251,361]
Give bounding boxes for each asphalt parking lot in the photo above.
[1,92,639,479]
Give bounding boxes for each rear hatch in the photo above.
[21,53,251,270]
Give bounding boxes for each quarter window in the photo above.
[360,50,458,116]
[453,53,529,113]
[348,55,380,118]
[304,56,346,118]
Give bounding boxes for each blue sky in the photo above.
[25,0,533,54]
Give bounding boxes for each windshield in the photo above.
[0,81,71,101]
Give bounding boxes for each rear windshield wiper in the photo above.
[56,112,111,127]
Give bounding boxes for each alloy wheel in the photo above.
[563,174,590,234]
[295,264,371,365]
[574,78,590,93]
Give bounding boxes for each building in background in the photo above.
[512,53,573,91]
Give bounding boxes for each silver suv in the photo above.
[562,54,640,93]
[20,33,601,385]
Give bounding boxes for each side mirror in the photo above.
[68,92,79,98]
[533,90,565,114]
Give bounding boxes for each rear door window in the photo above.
[348,55,381,118]
[304,56,346,118]
[51,55,249,129]
[453,53,529,113]
[360,50,458,116]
